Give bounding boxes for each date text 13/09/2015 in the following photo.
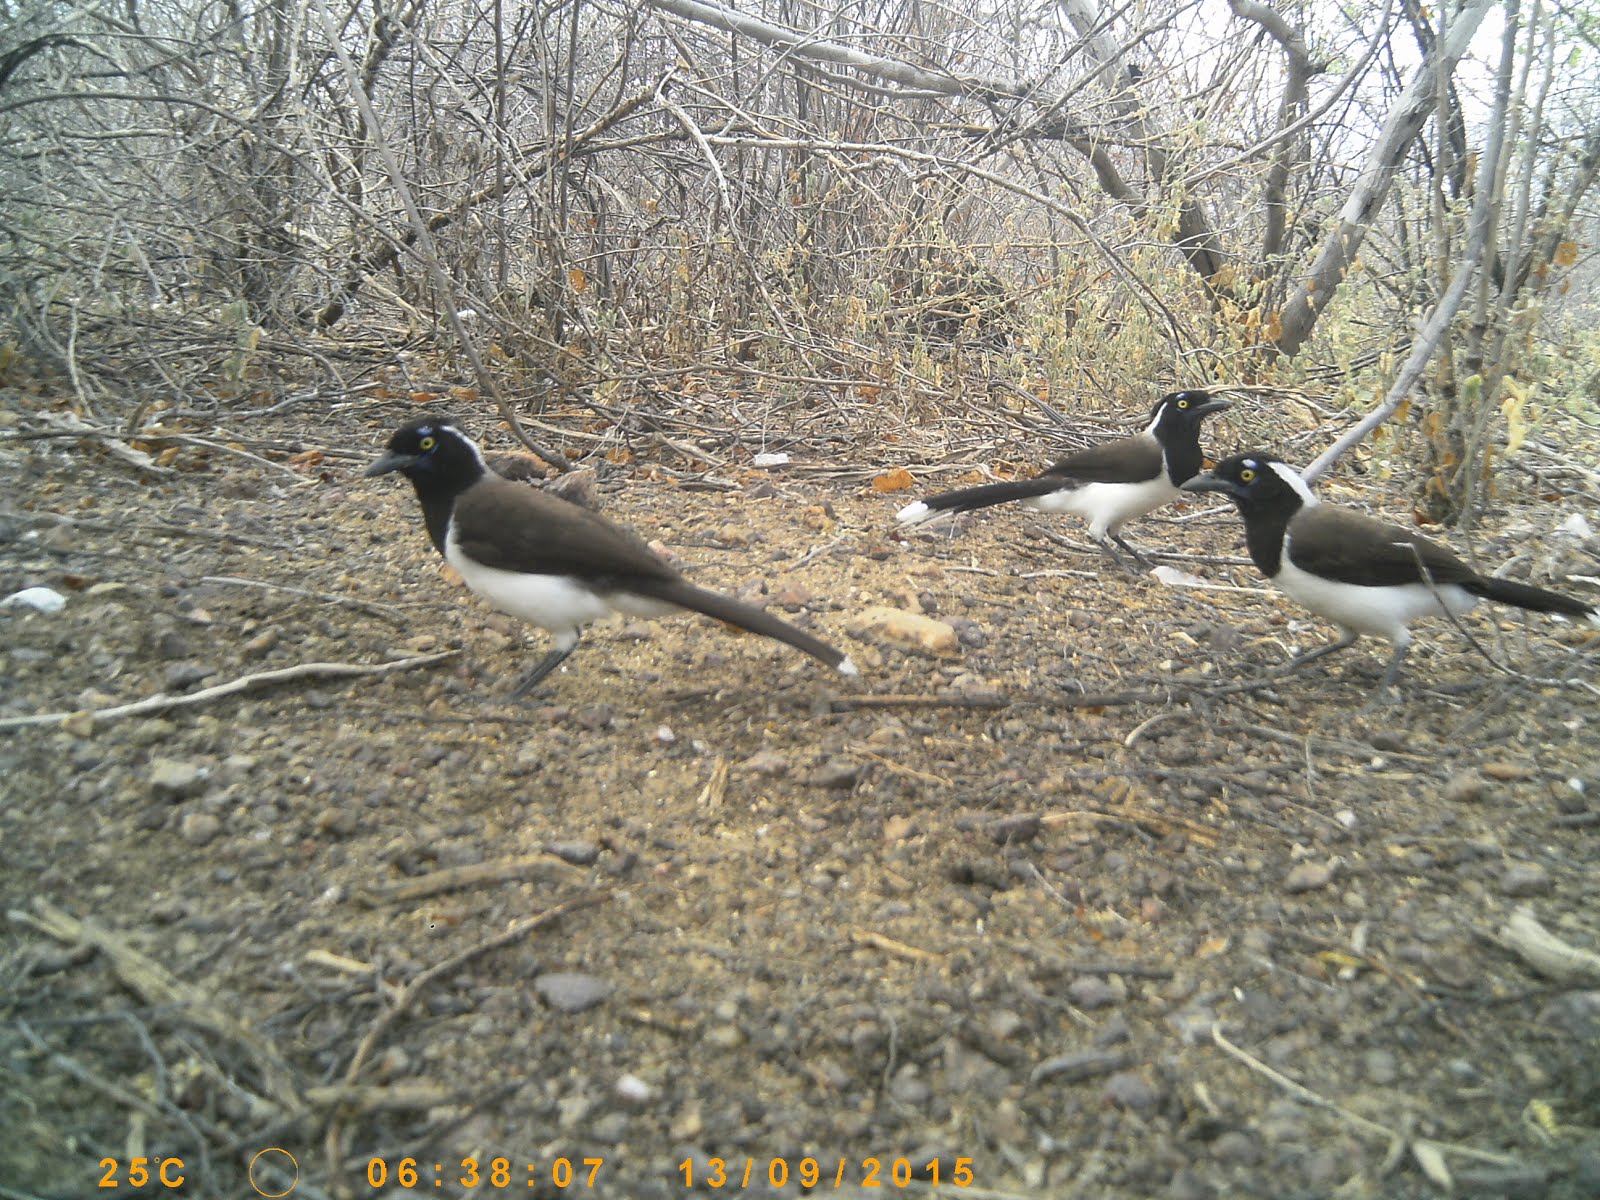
[680,1157,976,1189]
[366,1158,605,1188]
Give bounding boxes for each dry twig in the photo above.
[0,652,457,731]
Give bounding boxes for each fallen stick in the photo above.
[1211,1022,1523,1189]
[1499,906,1600,983]
[363,854,583,904]
[0,651,458,732]
[849,929,944,963]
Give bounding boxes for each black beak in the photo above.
[1192,397,1231,417]
[366,451,421,477]
[1182,473,1243,499]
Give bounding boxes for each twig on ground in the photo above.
[694,756,730,808]
[850,746,952,786]
[0,651,458,731]
[1498,906,1600,983]
[849,930,944,963]
[362,854,583,905]
[1039,807,1219,847]
[789,533,848,571]
[1211,1023,1523,1182]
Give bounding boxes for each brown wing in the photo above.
[451,476,679,583]
[1044,434,1163,484]
[1287,505,1476,587]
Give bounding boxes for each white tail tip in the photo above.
[895,500,930,525]
[837,656,859,676]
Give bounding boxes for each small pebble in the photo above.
[1100,1071,1160,1112]
[1066,976,1120,1010]
[1283,861,1334,893]
[150,759,206,799]
[988,814,1041,845]
[533,972,611,1013]
[315,808,358,837]
[547,840,601,866]
[179,812,222,846]
[1500,863,1551,897]
[810,759,861,790]
[614,1073,655,1105]
[1444,771,1488,804]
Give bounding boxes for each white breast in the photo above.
[1023,476,1177,538]
[444,530,676,643]
[1275,540,1479,647]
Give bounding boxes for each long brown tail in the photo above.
[1465,575,1599,623]
[633,578,857,674]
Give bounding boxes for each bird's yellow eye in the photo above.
[1239,468,1256,482]
[1177,397,1190,408]
[419,435,437,451]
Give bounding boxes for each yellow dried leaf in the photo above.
[1553,240,1578,268]
[568,267,588,293]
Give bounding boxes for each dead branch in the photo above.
[0,652,458,732]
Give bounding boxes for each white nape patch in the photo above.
[445,530,674,638]
[1023,476,1176,539]
[448,424,489,472]
[1276,538,1478,646]
[1267,460,1319,507]
[895,500,932,525]
[837,656,859,676]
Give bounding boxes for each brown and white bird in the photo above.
[895,390,1230,566]
[1184,452,1600,690]
[367,416,856,694]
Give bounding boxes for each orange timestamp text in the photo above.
[98,1157,187,1188]
[678,1156,976,1189]
[366,1156,605,1189]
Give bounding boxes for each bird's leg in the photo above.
[510,642,577,698]
[1375,642,1410,693]
[1109,531,1155,570]
[1088,533,1142,576]
[1281,630,1359,672]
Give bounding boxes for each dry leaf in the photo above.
[871,467,915,493]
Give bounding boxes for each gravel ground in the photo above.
[3,390,1599,1199]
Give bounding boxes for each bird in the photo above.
[894,389,1231,567]
[1183,452,1600,691]
[366,415,856,694]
